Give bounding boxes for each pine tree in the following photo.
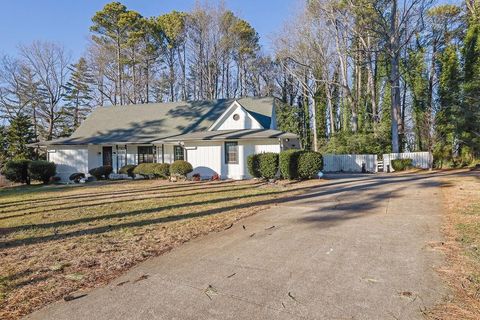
[461,6,480,159]
[0,125,7,165]
[63,57,94,132]
[435,45,461,165]
[5,114,35,160]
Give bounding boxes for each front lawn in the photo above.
[0,179,319,319]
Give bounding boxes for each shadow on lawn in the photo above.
[0,180,239,209]
[0,171,459,249]
[0,181,264,218]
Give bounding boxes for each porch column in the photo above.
[115,145,119,173]
[161,144,165,163]
[238,143,245,179]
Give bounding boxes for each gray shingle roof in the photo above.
[39,97,276,145]
[159,129,298,142]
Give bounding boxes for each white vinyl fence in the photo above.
[323,154,378,173]
[383,152,433,171]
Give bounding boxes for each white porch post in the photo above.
[238,143,245,179]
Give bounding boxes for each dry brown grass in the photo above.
[0,178,322,319]
[428,169,480,319]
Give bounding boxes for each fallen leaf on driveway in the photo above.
[204,284,218,300]
[133,274,149,283]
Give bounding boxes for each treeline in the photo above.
[0,1,274,162]
[0,0,479,167]
[275,0,480,166]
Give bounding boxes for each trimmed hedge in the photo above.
[153,163,170,178]
[28,160,56,184]
[247,154,261,178]
[133,163,170,178]
[279,150,302,179]
[2,160,31,184]
[169,160,193,177]
[88,165,113,180]
[257,153,279,180]
[391,159,413,171]
[119,164,137,178]
[297,151,323,179]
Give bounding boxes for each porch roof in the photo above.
[158,129,298,143]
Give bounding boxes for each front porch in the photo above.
[47,143,186,181]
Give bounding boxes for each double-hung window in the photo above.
[174,146,185,161]
[138,146,154,163]
[225,142,238,164]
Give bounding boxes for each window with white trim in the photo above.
[225,142,238,164]
[174,146,185,161]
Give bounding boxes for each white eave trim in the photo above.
[207,100,264,131]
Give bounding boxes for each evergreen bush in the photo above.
[169,160,193,177]
[88,165,113,180]
[119,164,137,177]
[257,153,279,179]
[279,149,302,179]
[297,152,323,179]
[247,154,261,178]
[153,163,170,178]
[391,159,413,171]
[28,160,56,184]
[2,159,31,184]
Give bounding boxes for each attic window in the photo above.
[232,114,240,121]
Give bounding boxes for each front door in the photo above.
[102,146,113,166]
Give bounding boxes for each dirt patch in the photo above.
[428,170,480,319]
[0,178,323,319]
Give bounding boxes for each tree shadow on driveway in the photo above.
[0,171,462,249]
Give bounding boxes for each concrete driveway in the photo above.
[27,173,449,320]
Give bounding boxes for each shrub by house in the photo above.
[28,160,56,184]
[297,151,323,179]
[133,163,170,179]
[279,149,302,179]
[170,160,193,178]
[119,164,137,177]
[247,154,261,178]
[1,160,31,184]
[257,153,279,179]
[88,165,113,180]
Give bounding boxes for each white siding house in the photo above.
[34,97,300,182]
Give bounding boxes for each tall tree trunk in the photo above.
[390,0,400,153]
[169,50,175,102]
[145,59,150,103]
[326,81,335,135]
[116,34,123,105]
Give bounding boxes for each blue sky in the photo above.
[0,0,298,60]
